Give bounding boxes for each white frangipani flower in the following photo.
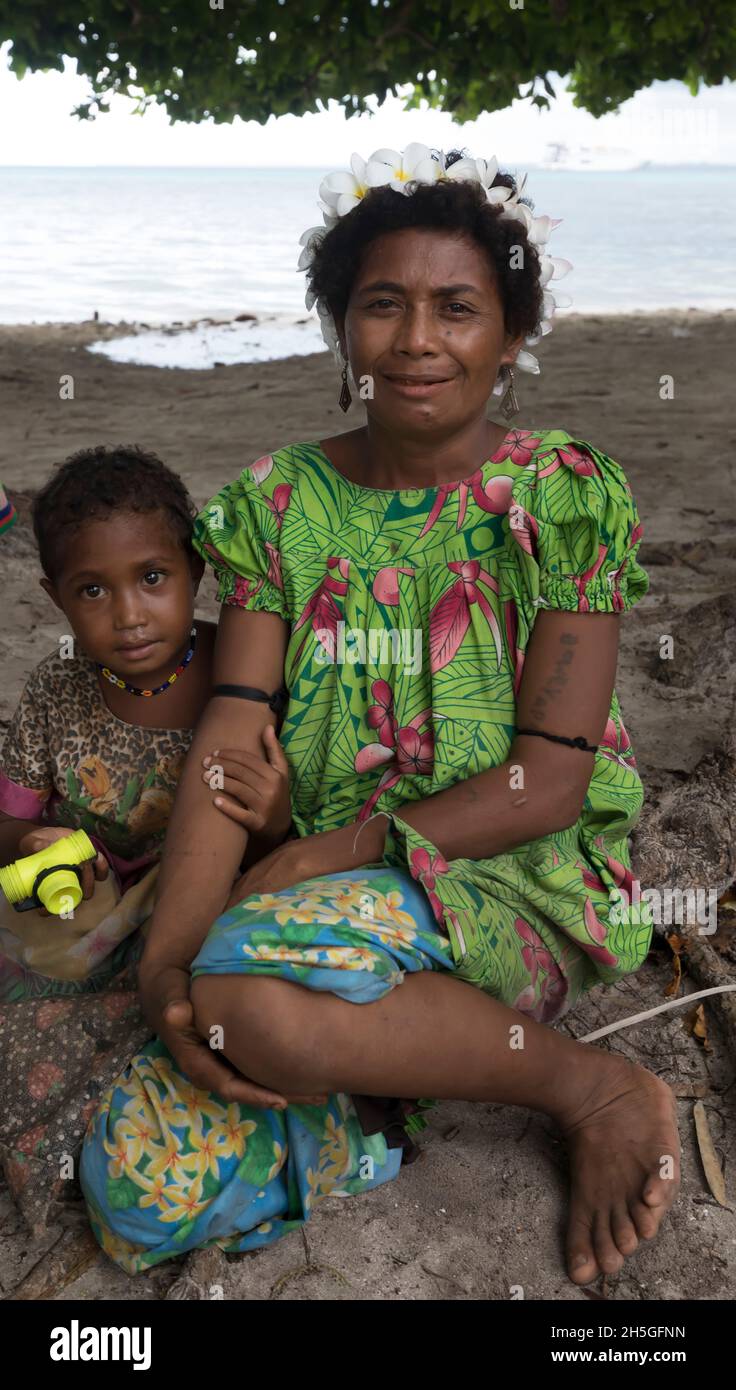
[319,150,397,217]
[367,142,444,193]
[524,320,554,347]
[297,225,327,272]
[298,144,573,368]
[539,254,573,288]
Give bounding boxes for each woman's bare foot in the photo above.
[556,1051,680,1285]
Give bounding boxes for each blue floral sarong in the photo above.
[80,866,454,1273]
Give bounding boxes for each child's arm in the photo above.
[201,724,292,849]
[0,813,43,866]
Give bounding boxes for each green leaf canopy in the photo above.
[1,0,733,124]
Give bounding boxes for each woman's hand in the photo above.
[224,818,388,909]
[18,825,109,910]
[201,725,292,843]
[139,960,328,1108]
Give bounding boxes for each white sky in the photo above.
[1,43,734,166]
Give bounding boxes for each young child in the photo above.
[0,444,291,1231]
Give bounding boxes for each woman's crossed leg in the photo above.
[191,967,680,1286]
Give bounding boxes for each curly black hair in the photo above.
[32,444,197,581]
[307,151,545,346]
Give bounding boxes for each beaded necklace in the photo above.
[98,626,197,697]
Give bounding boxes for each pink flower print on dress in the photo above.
[355,680,434,819]
[573,845,631,922]
[418,472,513,537]
[247,454,274,486]
[557,444,601,478]
[511,919,569,1022]
[232,574,264,607]
[598,716,637,771]
[429,560,503,671]
[445,906,466,953]
[264,541,284,591]
[264,483,292,529]
[372,567,414,606]
[417,430,544,536]
[292,557,349,666]
[503,597,526,697]
[582,897,619,967]
[492,429,544,468]
[364,678,397,749]
[508,502,540,561]
[535,963,569,1023]
[532,443,602,481]
[579,852,635,910]
[569,543,609,613]
[408,845,450,928]
[513,916,556,985]
[455,471,515,528]
[604,518,643,612]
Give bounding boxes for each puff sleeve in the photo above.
[506,438,649,614]
[192,458,290,621]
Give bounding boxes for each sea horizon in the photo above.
[2,164,734,365]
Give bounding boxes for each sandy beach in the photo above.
[1,310,735,1302]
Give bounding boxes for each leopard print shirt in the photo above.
[0,650,192,887]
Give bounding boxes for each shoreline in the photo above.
[0,305,733,372]
[3,304,734,332]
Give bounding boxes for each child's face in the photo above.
[42,509,203,683]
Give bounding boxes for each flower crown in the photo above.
[297,142,573,396]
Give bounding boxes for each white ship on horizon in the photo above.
[537,141,649,172]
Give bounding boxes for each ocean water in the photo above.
[1,165,734,365]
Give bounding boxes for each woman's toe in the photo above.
[642,1166,677,1209]
[566,1203,599,1284]
[629,1199,660,1241]
[611,1204,639,1258]
[593,1211,625,1275]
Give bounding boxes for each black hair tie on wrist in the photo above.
[212,683,289,716]
[515,727,599,754]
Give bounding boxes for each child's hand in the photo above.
[17,826,109,910]
[201,725,292,842]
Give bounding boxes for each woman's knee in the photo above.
[190,974,319,1086]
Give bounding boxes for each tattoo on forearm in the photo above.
[528,632,578,725]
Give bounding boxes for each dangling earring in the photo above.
[338,362,352,413]
[500,365,520,420]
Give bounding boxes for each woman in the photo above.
[81,146,679,1287]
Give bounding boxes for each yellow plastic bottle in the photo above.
[0,829,97,914]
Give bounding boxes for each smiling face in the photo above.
[42,510,202,684]
[338,227,526,441]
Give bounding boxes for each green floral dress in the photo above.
[78,427,656,1273]
[194,426,653,1019]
